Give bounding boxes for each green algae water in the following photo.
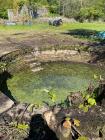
[7,62,105,104]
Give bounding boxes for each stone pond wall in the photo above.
[26,50,91,63]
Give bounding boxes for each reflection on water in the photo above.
[7,62,105,104]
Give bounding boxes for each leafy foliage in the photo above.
[10,121,29,130]
[0,62,7,72]
[1,0,105,21]
[77,136,88,140]
[17,123,29,130]
[48,90,57,103]
[79,91,96,112]
[0,8,8,19]
[76,7,104,22]
[74,119,80,127]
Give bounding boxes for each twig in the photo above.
[19,104,30,123]
[71,124,82,136]
[71,130,75,137]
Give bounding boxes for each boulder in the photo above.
[0,92,14,114]
[49,18,63,26]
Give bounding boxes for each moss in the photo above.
[7,61,105,104]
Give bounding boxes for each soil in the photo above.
[0,31,105,66]
[0,100,105,140]
[0,32,90,56]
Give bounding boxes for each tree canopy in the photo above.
[0,0,105,21]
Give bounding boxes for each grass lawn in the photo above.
[0,22,105,33]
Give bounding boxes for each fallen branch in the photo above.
[71,124,82,136]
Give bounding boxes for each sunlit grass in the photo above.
[0,22,105,33]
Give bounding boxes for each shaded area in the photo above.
[0,71,17,103]
[95,82,105,106]
[64,29,98,39]
[63,29,105,64]
[55,106,105,139]
[63,29,105,45]
[25,114,58,140]
[91,50,105,63]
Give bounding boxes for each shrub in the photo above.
[0,8,8,19]
[75,7,104,22]
[48,5,59,14]
[0,62,7,72]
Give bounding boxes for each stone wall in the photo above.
[32,50,90,63]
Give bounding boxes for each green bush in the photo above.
[0,8,8,19]
[0,62,7,72]
[75,7,104,22]
[48,5,59,14]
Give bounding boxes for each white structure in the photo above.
[8,9,14,21]
[7,9,19,22]
[37,7,48,17]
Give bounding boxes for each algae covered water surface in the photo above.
[7,62,105,104]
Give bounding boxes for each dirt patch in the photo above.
[0,32,90,57]
[13,32,90,51]
[0,31,104,66]
[0,102,105,140]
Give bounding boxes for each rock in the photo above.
[0,132,6,140]
[56,122,72,140]
[43,110,57,131]
[15,103,28,114]
[87,83,95,94]
[2,113,12,124]
[31,67,44,72]
[23,112,31,122]
[27,50,90,63]
[101,125,105,139]
[53,105,61,114]
[67,92,82,107]
[33,105,49,114]
[0,93,14,114]
[6,103,30,122]
[49,18,63,26]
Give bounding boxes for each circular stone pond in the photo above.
[7,61,105,105]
